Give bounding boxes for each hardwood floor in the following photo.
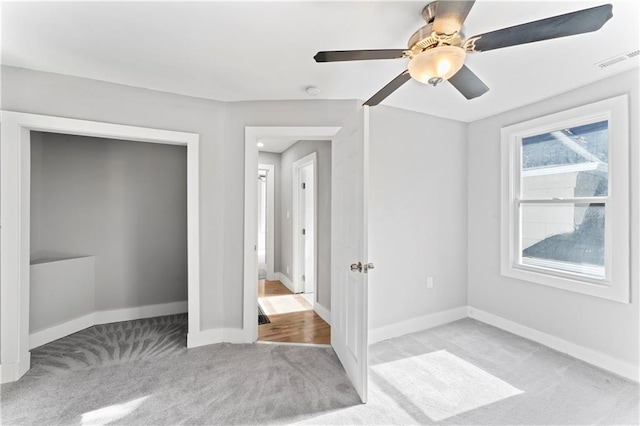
[258,280,330,344]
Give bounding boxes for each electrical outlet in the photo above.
[427,276,434,289]
[286,266,290,275]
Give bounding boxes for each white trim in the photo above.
[0,353,30,384]
[256,341,332,348]
[521,161,605,177]
[94,301,187,327]
[258,163,276,281]
[292,152,318,294]
[277,272,296,293]
[244,127,341,344]
[468,306,639,382]
[368,306,468,345]
[313,302,331,326]
[0,111,201,383]
[29,314,95,350]
[28,301,188,349]
[500,95,630,303]
[187,328,246,348]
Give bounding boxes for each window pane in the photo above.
[521,121,608,199]
[520,202,605,279]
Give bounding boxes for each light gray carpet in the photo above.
[1,317,638,425]
[29,314,188,376]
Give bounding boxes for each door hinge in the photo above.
[302,182,306,189]
[302,228,306,235]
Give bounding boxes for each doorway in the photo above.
[0,111,201,383]
[257,164,275,281]
[243,116,370,402]
[243,127,339,344]
[292,153,317,305]
[255,143,328,344]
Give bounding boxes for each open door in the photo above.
[331,106,370,403]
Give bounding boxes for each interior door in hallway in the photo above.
[331,106,370,403]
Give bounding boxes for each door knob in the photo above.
[364,262,375,273]
[350,262,362,272]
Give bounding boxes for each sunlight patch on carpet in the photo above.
[371,350,523,421]
[81,395,150,425]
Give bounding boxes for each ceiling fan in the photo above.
[313,1,613,106]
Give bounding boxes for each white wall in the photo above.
[279,140,332,308]
[368,105,468,331]
[30,132,187,311]
[258,152,282,272]
[467,68,639,366]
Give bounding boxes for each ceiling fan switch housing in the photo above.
[421,2,439,24]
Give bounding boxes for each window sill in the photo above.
[501,263,629,304]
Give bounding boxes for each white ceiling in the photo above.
[2,1,638,122]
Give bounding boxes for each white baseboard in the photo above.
[257,341,331,348]
[0,352,30,384]
[30,313,95,349]
[369,306,468,345]
[187,329,224,348]
[277,272,295,293]
[187,328,248,348]
[266,272,278,281]
[314,302,331,325]
[94,301,187,325]
[29,301,188,349]
[468,306,639,382]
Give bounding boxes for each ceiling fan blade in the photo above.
[363,70,411,106]
[314,49,406,62]
[432,0,476,35]
[465,4,613,52]
[448,65,489,100]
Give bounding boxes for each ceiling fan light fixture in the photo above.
[408,45,466,84]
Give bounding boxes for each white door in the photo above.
[331,106,370,403]
[302,164,315,295]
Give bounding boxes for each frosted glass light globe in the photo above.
[408,46,466,84]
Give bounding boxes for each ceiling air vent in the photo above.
[595,49,640,69]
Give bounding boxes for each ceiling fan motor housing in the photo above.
[406,1,466,59]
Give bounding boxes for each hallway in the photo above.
[258,280,330,344]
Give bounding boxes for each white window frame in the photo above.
[500,95,630,303]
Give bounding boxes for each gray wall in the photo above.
[258,151,282,272]
[368,106,468,330]
[279,140,332,308]
[467,68,639,365]
[2,65,359,332]
[30,132,188,310]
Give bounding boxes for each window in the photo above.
[501,95,630,303]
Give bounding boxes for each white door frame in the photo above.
[244,127,340,342]
[292,152,317,294]
[258,163,276,280]
[0,111,201,383]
